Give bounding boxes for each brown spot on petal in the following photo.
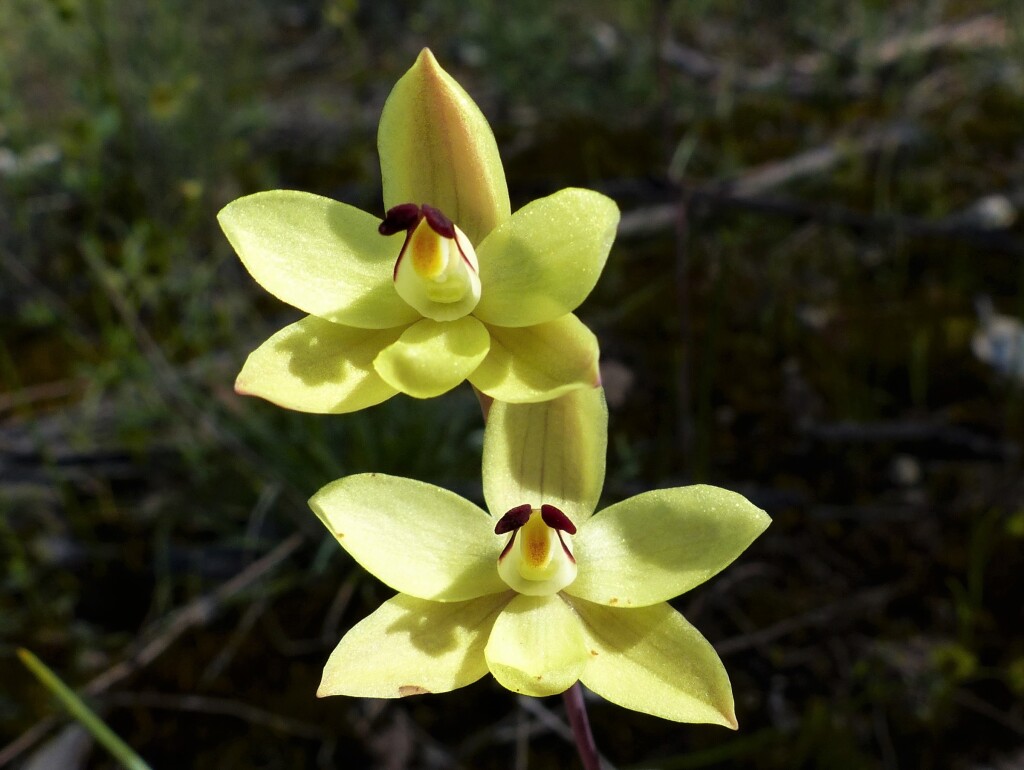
[608,597,618,605]
[590,649,599,657]
[398,685,430,697]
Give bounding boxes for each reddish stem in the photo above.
[563,683,601,770]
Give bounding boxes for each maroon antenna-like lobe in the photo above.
[541,504,577,534]
[379,203,423,235]
[494,503,533,534]
[422,204,456,238]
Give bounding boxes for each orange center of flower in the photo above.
[408,218,447,279]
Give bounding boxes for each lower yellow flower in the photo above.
[310,388,770,726]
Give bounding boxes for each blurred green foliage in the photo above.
[2,0,1024,768]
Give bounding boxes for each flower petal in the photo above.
[310,473,507,602]
[482,387,607,525]
[566,486,770,607]
[473,188,619,327]
[572,599,737,727]
[319,592,509,698]
[469,315,600,403]
[378,48,510,245]
[235,316,403,414]
[484,594,588,697]
[219,191,418,329]
[373,316,490,399]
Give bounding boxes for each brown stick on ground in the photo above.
[0,532,306,768]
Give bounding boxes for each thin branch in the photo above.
[619,185,1024,256]
[84,532,305,696]
[618,123,922,238]
[100,692,329,741]
[0,379,86,415]
[0,718,59,768]
[727,125,920,199]
[662,13,1008,96]
[953,690,1024,738]
[717,584,903,656]
[0,533,306,768]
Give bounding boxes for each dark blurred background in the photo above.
[2,1,1023,768]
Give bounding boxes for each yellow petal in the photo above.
[319,593,509,698]
[469,315,600,403]
[373,316,490,399]
[566,486,770,607]
[474,188,619,327]
[218,191,418,329]
[483,387,607,524]
[235,316,403,413]
[485,594,588,697]
[310,473,506,602]
[378,48,510,244]
[572,598,738,727]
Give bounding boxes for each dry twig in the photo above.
[662,13,1008,95]
[0,533,306,768]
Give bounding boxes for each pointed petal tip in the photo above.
[715,704,739,730]
[411,47,444,84]
[233,375,251,396]
[380,44,510,243]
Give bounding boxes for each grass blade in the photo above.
[17,648,153,770]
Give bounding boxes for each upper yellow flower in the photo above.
[218,49,619,412]
[310,387,770,725]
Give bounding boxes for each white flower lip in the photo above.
[495,504,578,596]
[380,203,482,322]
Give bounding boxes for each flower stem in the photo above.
[563,683,601,770]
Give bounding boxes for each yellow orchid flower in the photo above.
[310,388,770,725]
[218,49,619,412]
